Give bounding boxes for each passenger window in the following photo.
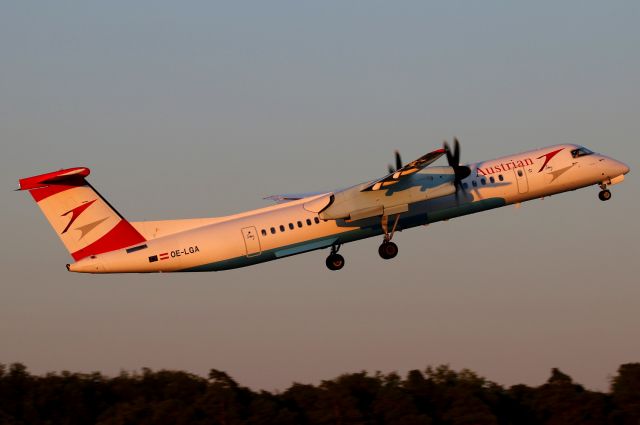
[472,180,477,187]
[314,217,320,224]
[261,229,267,236]
[297,221,303,228]
[489,176,495,184]
[289,223,294,230]
[498,174,504,181]
[517,170,523,177]
[270,227,276,234]
[481,178,486,185]
[279,225,285,232]
[306,219,312,226]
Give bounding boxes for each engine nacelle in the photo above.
[319,166,457,220]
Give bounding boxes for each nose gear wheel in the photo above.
[599,190,612,201]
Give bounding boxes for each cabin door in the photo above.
[241,226,262,257]
[514,168,529,194]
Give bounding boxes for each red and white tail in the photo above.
[18,167,146,261]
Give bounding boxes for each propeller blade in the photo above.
[453,137,460,165]
[444,137,471,202]
[443,140,454,166]
[394,150,402,171]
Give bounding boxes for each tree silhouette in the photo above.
[611,363,640,425]
[0,362,639,424]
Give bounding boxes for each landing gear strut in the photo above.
[379,214,400,260]
[599,183,612,201]
[326,244,345,271]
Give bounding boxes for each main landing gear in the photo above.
[326,245,345,271]
[379,241,398,260]
[324,214,402,270]
[379,214,400,260]
[599,183,612,201]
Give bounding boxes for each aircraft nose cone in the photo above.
[620,162,630,175]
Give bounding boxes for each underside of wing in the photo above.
[362,148,446,191]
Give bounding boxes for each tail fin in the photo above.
[18,167,146,261]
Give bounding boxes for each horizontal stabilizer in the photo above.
[19,167,91,191]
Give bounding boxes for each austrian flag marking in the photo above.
[159,252,170,261]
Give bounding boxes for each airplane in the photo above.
[18,140,629,273]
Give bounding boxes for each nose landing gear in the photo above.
[379,214,400,260]
[598,183,612,201]
[599,190,612,201]
[326,244,345,271]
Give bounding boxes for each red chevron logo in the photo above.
[60,199,97,234]
[537,148,564,173]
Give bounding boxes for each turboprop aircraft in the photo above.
[18,140,629,273]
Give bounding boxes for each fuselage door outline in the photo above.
[241,226,262,257]
[514,167,529,194]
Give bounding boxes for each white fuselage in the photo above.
[68,144,629,273]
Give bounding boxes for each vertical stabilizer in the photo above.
[18,167,146,260]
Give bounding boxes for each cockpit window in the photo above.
[571,147,594,158]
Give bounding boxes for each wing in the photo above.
[264,191,329,204]
[361,148,446,191]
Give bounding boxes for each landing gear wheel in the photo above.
[378,242,399,260]
[326,254,345,271]
[599,190,612,201]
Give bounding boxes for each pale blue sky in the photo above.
[1,1,638,391]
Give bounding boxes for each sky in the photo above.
[1,1,639,392]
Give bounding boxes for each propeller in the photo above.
[443,137,471,200]
[388,150,402,174]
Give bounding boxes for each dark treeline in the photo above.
[0,363,639,425]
